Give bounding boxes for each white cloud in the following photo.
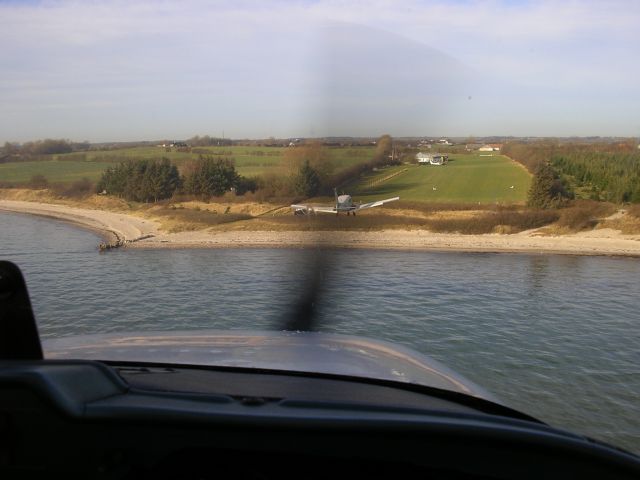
[1,0,639,141]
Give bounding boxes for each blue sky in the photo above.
[1,0,639,142]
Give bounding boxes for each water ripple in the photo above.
[1,211,640,454]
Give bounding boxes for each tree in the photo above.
[183,156,240,200]
[527,162,570,209]
[294,160,321,197]
[97,158,179,202]
[235,176,258,195]
[375,134,392,162]
[281,141,334,186]
[21,139,73,155]
[3,141,18,156]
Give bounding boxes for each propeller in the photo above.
[281,246,333,332]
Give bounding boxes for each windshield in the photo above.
[1,0,639,455]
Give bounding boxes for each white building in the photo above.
[416,152,448,165]
[479,144,503,152]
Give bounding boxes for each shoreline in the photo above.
[1,199,640,257]
[1,209,120,244]
[0,199,159,246]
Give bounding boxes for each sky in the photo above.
[1,0,639,142]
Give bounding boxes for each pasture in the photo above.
[0,160,113,184]
[0,150,531,205]
[350,154,531,204]
[1,145,376,184]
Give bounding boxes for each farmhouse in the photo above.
[416,152,448,165]
[478,143,503,152]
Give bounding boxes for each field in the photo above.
[349,154,531,204]
[0,160,113,184]
[0,150,531,205]
[0,145,375,183]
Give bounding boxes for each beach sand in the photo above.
[2,199,640,257]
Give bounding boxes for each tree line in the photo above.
[2,139,92,159]
[270,135,400,199]
[552,152,640,203]
[97,156,257,202]
[503,142,640,205]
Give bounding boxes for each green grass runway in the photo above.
[350,154,531,204]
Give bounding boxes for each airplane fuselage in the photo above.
[336,194,355,210]
[290,189,398,216]
[335,194,358,214]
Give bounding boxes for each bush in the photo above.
[51,178,94,198]
[628,204,640,219]
[28,174,49,189]
[235,176,258,195]
[294,160,321,197]
[183,156,241,200]
[555,201,615,232]
[251,173,296,199]
[97,158,180,202]
[425,210,559,234]
[153,207,251,231]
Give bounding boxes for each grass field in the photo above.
[0,150,531,205]
[0,160,113,184]
[54,146,288,177]
[1,146,376,183]
[349,154,531,204]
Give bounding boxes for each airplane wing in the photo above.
[355,196,400,211]
[290,204,336,214]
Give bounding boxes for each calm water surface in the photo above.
[1,211,639,454]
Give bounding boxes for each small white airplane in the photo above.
[291,188,399,216]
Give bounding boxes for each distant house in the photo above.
[479,143,502,152]
[416,152,448,165]
[416,152,430,163]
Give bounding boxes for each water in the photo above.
[1,211,639,454]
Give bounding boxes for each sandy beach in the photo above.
[0,199,160,245]
[2,199,640,257]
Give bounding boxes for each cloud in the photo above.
[0,0,638,141]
